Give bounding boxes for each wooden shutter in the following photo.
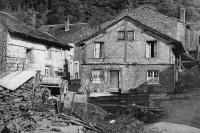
[146,42,150,58]
[154,41,157,57]
[50,65,54,75]
[100,42,104,59]
[104,69,108,83]
[94,43,100,58]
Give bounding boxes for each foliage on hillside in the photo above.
[0,0,199,27]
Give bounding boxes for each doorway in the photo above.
[110,70,120,92]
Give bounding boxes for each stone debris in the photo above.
[0,79,103,133]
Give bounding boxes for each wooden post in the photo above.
[124,21,128,63]
[70,93,75,115]
[32,70,40,111]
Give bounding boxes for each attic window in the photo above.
[128,31,135,41]
[118,30,135,41]
[118,31,125,40]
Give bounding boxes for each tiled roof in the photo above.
[38,23,98,45]
[0,11,72,49]
[101,6,184,40]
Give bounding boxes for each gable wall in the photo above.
[84,20,175,64]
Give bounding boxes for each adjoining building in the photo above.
[0,11,72,76]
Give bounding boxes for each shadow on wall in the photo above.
[128,66,175,94]
[177,68,200,93]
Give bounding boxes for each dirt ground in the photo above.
[159,87,200,128]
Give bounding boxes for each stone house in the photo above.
[0,11,72,76]
[76,7,198,93]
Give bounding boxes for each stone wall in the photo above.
[81,64,175,93]
[84,20,175,65]
[5,33,67,75]
[0,23,7,74]
[80,18,178,93]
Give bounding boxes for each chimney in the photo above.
[65,17,69,31]
[180,7,186,23]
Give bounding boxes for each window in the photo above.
[146,40,157,58]
[45,66,51,75]
[93,42,104,58]
[118,31,125,40]
[46,45,52,59]
[127,31,134,41]
[118,30,135,41]
[74,62,79,79]
[147,70,159,84]
[92,70,104,84]
[26,48,33,61]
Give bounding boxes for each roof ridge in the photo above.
[0,11,71,48]
[138,6,188,25]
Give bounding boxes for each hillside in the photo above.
[1,0,200,29]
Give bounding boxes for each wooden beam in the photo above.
[124,21,128,63]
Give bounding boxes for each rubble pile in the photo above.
[0,79,104,133]
[0,79,41,132]
[101,113,144,133]
[72,103,147,133]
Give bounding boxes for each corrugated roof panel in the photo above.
[0,70,36,90]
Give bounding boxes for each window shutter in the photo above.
[50,65,54,75]
[31,49,34,62]
[154,41,157,57]
[146,42,150,58]
[104,69,108,83]
[100,43,104,59]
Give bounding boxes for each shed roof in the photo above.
[0,11,72,50]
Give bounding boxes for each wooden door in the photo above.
[110,70,119,91]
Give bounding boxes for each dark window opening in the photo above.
[146,40,157,58]
[26,48,33,61]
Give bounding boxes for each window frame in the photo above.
[146,40,157,58]
[127,30,135,41]
[26,48,33,62]
[147,70,159,84]
[93,42,104,59]
[45,65,51,75]
[92,69,104,84]
[117,31,126,40]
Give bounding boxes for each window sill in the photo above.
[147,83,161,86]
[27,61,34,63]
